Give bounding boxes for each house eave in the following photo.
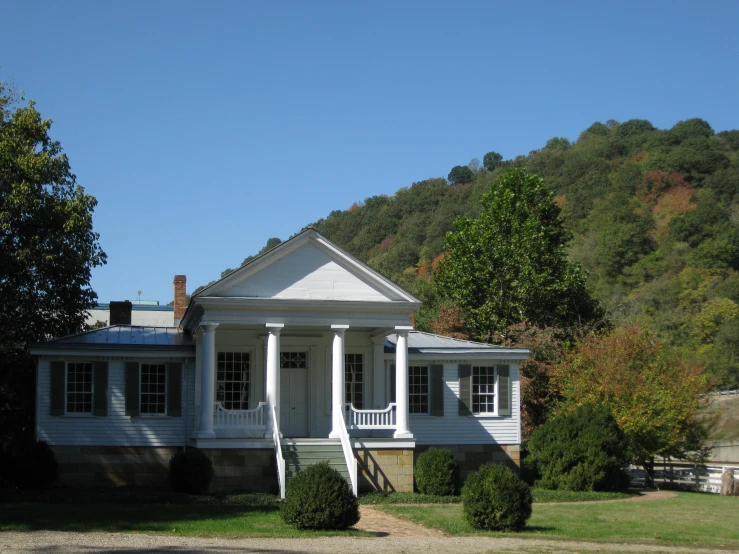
[30,345,195,358]
[403,348,530,359]
[196,297,421,311]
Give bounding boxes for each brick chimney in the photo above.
[174,275,187,324]
[110,301,132,325]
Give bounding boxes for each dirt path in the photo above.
[355,505,445,537]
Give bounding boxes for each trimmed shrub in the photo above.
[525,403,629,491]
[14,441,58,489]
[462,464,532,531]
[414,448,460,495]
[169,448,214,494]
[280,461,359,530]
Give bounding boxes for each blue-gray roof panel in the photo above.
[32,325,194,350]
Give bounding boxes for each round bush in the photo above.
[525,404,629,491]
[280,461,359,530]
[169,448,214,494]
[15,441,58,489]
[415,447,459,495]
[462,464,532,531]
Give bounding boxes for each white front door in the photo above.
[280,368,309,437]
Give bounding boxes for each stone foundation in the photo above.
[414,444,520,482]
[51,443,519,493]
[354,447,414,492]
[51,445,178,488]
[50,446,278,493]
[201,448,278,493]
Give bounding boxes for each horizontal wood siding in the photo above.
[37,358,195,447]
[409,365,520,445]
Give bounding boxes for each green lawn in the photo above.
[0,491,367,538]
[378,492,739,549]
[359,488,635,504]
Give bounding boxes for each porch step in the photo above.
[281,439,350,486]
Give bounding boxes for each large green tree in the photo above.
[435,168,603,339]
[0,84,106,443]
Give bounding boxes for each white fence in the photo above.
[628,462,739,494]
[213,401,267,429]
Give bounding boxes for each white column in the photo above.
[329,325,349,438]
[198,321,219,439]
[264,323,283,438]
[394,325,413,438]
[372,336,386,409]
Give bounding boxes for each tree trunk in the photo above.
[642,457,655,489]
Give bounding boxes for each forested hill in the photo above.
[213,118,739,388]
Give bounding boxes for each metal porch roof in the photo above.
[31,325,195,351]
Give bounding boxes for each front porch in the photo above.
[190,321,418,497]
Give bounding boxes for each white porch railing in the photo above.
[213,401,267,429]
[345,403,397,429]
[334,409,358,496]
[273,405,287,499]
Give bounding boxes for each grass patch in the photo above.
[531,488,635,503]
[0,487,367,537]
[359,491,461,504]
[378,491,739,549]
[0,487,280,506]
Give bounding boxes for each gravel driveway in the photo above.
[0,531,725,553]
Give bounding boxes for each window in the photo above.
[281,351,307,369]
[345,353,363,409]
[472,365,496,414]
[217,352,250,410]
[140,363,167,414]
[66,362,93,413]
[408,365,429,414]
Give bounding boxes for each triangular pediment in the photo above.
[195,230,419,303]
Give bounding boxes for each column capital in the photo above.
[331,324,349,336]
[394,325,413,337]
[265,323,284,335]
[200,321,219,333]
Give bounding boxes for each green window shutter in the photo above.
[389,364,396,403]
[50,361,66,416]
[93,362,108,417]
[167,363,183,417]
[458,364,472,416]
[498,365,511,416]
[125,362,140,416]
[430,364,444,416]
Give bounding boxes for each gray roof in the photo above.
[31,325,195,351]
[385,331,528,356]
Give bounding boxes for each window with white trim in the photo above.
[409,365,429,414]
[140,363,167,414]
[472,365,496,414]
[345,353,363,409]
[66,362,93,413]
[217,352,250,410]
[281,351,307,369]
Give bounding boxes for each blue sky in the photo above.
[2,1,738,304]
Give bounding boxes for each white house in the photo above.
[31,229,528,495]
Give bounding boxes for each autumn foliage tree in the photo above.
[551,325,709,485]
[498,323,566,438]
